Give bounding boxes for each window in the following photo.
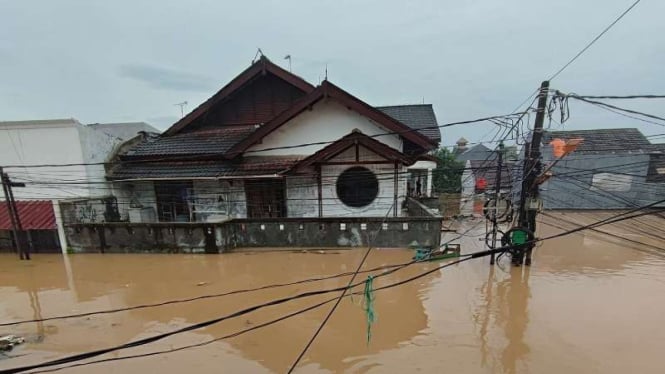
[336,166,379,208]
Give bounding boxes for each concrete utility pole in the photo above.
[489,141,504,265]
[515,81,549,266]
[1,169,29,260]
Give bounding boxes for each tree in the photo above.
[432,148,464,193]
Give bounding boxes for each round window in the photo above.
[336,166,379,208]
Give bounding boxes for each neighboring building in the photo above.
[534,128,665,209]
[459,157,514,216]
[66,56,444,252]
[0,119,159,252]
[455,141,496,162]
[378,105,440,198]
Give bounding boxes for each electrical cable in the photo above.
[286,200,396,373]
[547,0,642,81]
[3,203,663,374]
[0,111,530,170]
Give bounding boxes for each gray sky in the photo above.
[1,0,663,147]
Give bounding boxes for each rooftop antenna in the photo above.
[284,55,291,72]
[174,101,188,118]
[325,63,328,81]
[253,48,264,63]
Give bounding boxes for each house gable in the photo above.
[227,81,437,157]
[163,56,314,136]
[290,130,413,174]
[244,100,404,157]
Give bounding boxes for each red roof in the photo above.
[0,200,56,230]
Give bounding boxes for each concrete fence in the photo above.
[64,216,442,254]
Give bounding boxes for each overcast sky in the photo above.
[1,0,663,147]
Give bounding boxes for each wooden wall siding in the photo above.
[186,73,306,132]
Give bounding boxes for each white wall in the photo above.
[0,120,88,200]
[77,125,125,198]
[192,180,247,222]
[286,175,319,218]
[113,181,157,221]
[248,100,403,156]
[460,160,476,215]
[1,119,147,202]
[321,163,406,217]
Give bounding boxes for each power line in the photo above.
[0,259,408,328]
[576,94,665,100]
[4,204,662,374]
[548,0,642,81]
[0,111,530,170]
[565,94,665,124]
[286,200,397,372]
[1,219,485,329]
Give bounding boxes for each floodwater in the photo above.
[1,212,664,373]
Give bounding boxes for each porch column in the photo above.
[316,165,323,217]
[393,161,398,217]
[426,168,433,197]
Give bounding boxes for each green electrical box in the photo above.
[511,230,528,245]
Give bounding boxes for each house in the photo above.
[535,128,665,209]
[65,56,443,252]
[0,119,159,253]
[459,155,514,216]
[378,105,440,198]
[455,141,496,162]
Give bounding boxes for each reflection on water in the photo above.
[0,212,664,373]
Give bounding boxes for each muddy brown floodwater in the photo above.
[1,212,664,373]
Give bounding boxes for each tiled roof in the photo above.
[108,156,302,180]
[0,200,56,230]
[124,127,257,157]
[542,128,650,153]
[456,143,495,162]
[376,104,441,142]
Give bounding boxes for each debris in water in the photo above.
[0,335,25,351]
[196,282,209,286]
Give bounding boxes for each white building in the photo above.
[0,119,158,252]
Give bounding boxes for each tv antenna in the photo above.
[174,101,188,118]
[284,55,291,72]
[253,48,264,63]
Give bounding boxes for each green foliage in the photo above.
[432,148,464,193]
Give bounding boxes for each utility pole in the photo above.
[1,169,29,260]
[489,142,504,265]
[515,81,549,266]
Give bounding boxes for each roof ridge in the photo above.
[376,103,433,108]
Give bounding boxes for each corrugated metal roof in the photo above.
[376,104,441,142]
[0,200,56,230]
